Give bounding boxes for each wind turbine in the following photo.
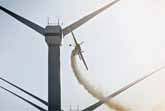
[0,0,144,111]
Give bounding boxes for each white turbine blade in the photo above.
[82,67,165,111]
[0,5,45,36]
[63,0,120,36]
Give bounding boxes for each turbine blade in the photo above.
[0,5,45,36]
[0,86,47,111]
[0,77,48,106]
[82,67,165,111]
[63,0,120,36]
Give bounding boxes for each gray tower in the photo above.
[45,25,62,110]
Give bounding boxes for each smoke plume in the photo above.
[71,49,128,111]
[151,104,165,111]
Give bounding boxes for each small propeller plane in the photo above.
[70,32,89,70]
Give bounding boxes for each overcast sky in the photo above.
[0,0,165,111]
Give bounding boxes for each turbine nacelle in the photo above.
[45,25,62,46]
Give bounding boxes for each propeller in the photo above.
[81,67,165,111]
[0,86,47,111]
[0,77,48,106]
[80,41,84,45]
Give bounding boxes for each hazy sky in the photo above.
[0,0,165,111]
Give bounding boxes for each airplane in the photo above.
[70,32,89,70]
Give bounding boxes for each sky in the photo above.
[0,0,165,111]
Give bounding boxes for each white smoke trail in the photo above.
[71,48,128,111]
[151,104,165,111]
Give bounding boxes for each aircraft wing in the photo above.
[71,32,79,45]
[81,67,165,111]
[79,51,88,70]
